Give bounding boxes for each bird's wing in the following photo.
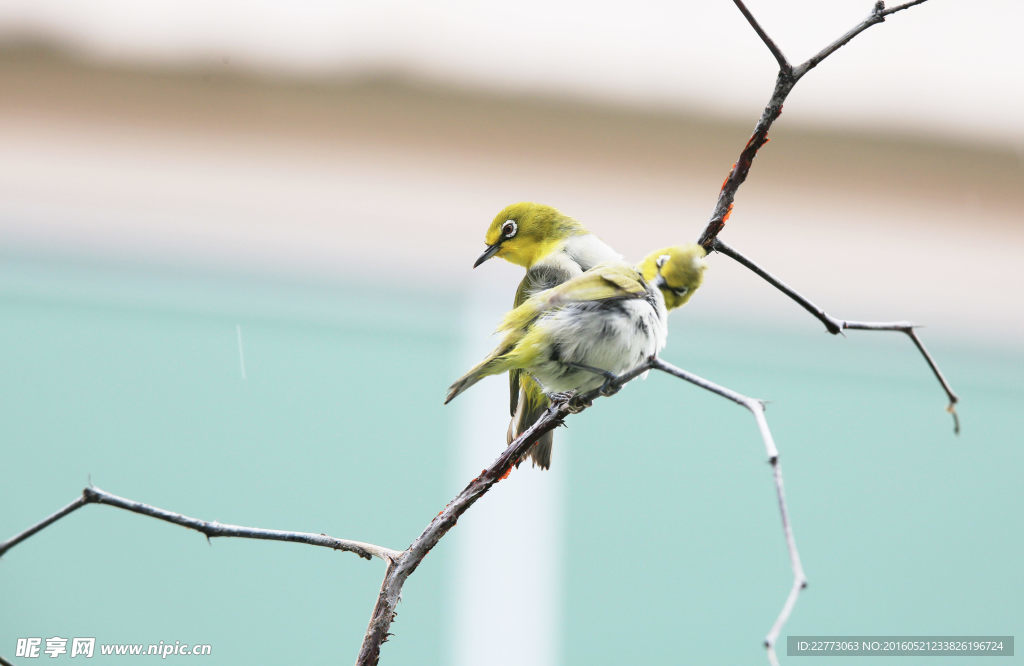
[508,265,576,465]
[508,264,573,418]
[445,334,522,405]
[498,262,646,333]
[509,275,536,417]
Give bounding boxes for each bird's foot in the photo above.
[549,391,589,413]
[547,391,574,404]
[566,393,593,413]
[598,375,621,397]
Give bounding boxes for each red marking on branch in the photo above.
[723,204,734,223]
[721,164,737,191]
[499,467,513,481]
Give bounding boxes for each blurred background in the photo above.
[1,1,1021,664]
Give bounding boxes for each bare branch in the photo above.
[356,354,808,664]
[732,0,791,72]
[845,323,961,433]
[793,1,928,79]
[0,496,88,558]
[714,239,959,432]
[0,486,401,562]
[356,402,570,665]
[713,238,842,334]
[649,358,806,664]
[696,72,792,249]
[698,0,931,250]
[356,357,671,664]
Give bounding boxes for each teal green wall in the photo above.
[2,253,1021,664]
[1,254,458,664]
[565,321,1022,665]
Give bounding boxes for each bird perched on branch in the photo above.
[446,245,708,435]
[472,202,622,469]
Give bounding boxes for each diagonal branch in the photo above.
[795,0,931,79]
[733,0,791,72]
[0,496,88,558]
[714,238,959,433]
[698,0,931,250]
[354,405,568,665]
[648,358,806,666]
[355,355,727,663]
[0,486,401,562]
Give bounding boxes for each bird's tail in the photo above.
[508,375,555,470]
[444,348,513,404]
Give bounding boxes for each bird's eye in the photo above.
[671,286,689,296]
[656,254,670,269]
[501,220,518,238]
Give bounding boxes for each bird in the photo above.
[472,202,622,469]
[445,245,708,436]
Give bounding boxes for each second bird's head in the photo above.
[473,202,585,269]
[639,244,708,310]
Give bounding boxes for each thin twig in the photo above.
[0,496,87,558]
[732,0,791,72]
[796,0,931,78]
[714,238,959,433]
[649,358,806,664]
[713,238,842,334]
[0,486,400,562]
[846,323,961,433]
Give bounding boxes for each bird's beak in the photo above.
[473,243,501,268]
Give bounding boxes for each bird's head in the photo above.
[473,202,585,269]
[639,244,708,310]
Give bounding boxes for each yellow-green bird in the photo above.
[446,245,708,431]
[472,202,623,469]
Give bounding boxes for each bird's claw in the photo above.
[547,391,574,404]
[566,394,592,413]
[598,377,621,397]
[549,391,590,413]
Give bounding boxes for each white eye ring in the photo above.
[671,286,689,296]
[656,254,671,268]
[501,220,518,238]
